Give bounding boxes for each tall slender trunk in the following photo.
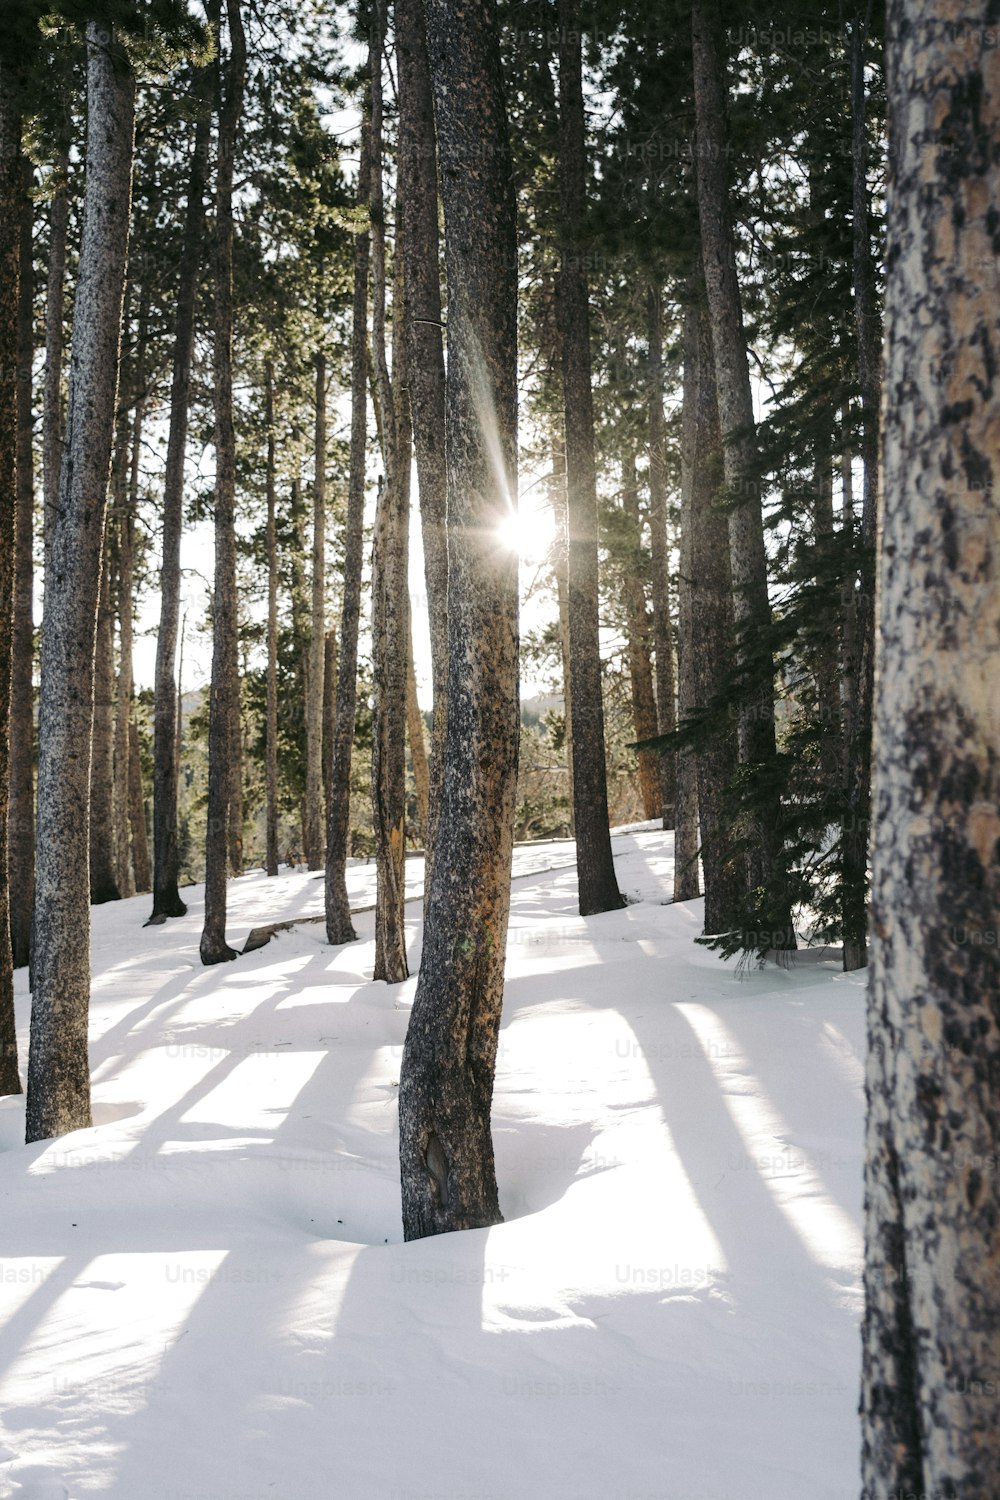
[646,283,677,831]
[303,349,326,870]
[325,92,372,945]
[397,0,447,891]
[200,0,246,966]
[557,0,623,916]
[10,153,35,970]
[26,24,134,1141]
[673,301,703,903]
[42,145,68,572]
[549,431,574,832]
[812,432,841,788]
[842,11,880,972]
[150,45,212,922]
[692,0,792,951]
[406,630,430,838]
[862,2,1000,1487]
[620,454,661,820]
[370,15,410,985]
[690,294,742,935]
[114,392,143,898]
[264,359,279,878]
[0,70,23,1094]
[398,0,519,1239]
[89,531,120,905]
[127,719,150,894]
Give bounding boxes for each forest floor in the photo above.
[0,828,865,1499]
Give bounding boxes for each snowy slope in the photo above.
[0,830,865,1500]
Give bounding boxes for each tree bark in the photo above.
[89,520,120,905]
[200,0,246,966]
[692,0,792,950]
[397,0,448,891]
[0,68,23,1094]
[127,717,150,894]
[549,430,574,833]
[325,92,371,946]
[673,302,703,903]
[26,24,134,1141]
[556,0,624,916]
[303,349,326,870]
[369,2,410,985]
[150,44,212,922]
[398,0,519,1239]
[42,145,68,573]
[861,2,1000,1489]
[620,454,662,820]
[406,628,430,839]
[264,358,279,878]
[646,282,677,831]
[9,152,34,970]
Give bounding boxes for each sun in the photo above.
[495,507,534,559]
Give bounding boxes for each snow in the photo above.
[0,829,866,1499]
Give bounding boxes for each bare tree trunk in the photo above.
[303,350,326,870]
[325,92,371,946]
[90,536,120,905]
[673,301,702,903]
[861,3,1000,1487]
[200,0,245,966]
[692,0,792,951]
[150,45,212,922]
[42,145,68,571]
[370,5,410,986]
[406,629,430,837]
[127,718,150,894]
[398,0,519,1239]
[9,152,34,971]
[27,24,134,1140]
[620,455,661,820]
[113,340,145,900]
[264,358,279,878]
[842,11,880,972]
[0,71,23,1093]
[646,282,677,831]
[397,0,448,888]
[557,0,623,917]
[549,431,574,832]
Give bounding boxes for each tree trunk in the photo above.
[303,350,326,870]
[673,302,703,903]
[127,718,150,895]
[200,0,245,966]
[692,0,792,951]
[370,12,410,986]
[9,152,34,970]
[406,629,430,838]
[0,70,23,1094]
[398,0,519,1239]
[26,24,134,1141]
[646,282,677,831]
[42,145,68,572]
[861,3,1000,1489]
[264,359,279,878]
[150,45,212,922]
[620,454,662,820]
[89,535,120,905]
[557,0,624,917]
[549,431,574,833]
[325,91,372,946]
[397,0,448,890]
[842,12,880,972]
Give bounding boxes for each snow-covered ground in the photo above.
[0,829,865,1499]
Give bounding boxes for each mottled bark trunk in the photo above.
[406,631,430,839]
[692,0,791,947]
[26,25,134,1140]
[647,283,677,831]
[812,432,841,789]
[370,19,410,985]
[398,0,519,1239]
[303,350,326,870]
[843,12,880,973]
[690,296,742,936]
[264,359,279,878]
[42,147,68,571]
[150,48,212,922]
[549,432,574,832]
[861,3,1000,1489]
[0,71,23,1093]
[113,368,144,900]
[621,455,661,821]
[9,153,34,970]
[200,0,245,966]
[127,718,150,894]
[557,0,623,916]
[673,302,702,903]
[89,536,120,905]
[325,95,371,945]
[323,625,336,798]
[397,0,447,889]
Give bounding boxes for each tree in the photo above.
[646,283,677,832]
[860,0,1000,1489]
[10,150,35,970]
[557,0,624,917]
[264,357,279,877]
[398,0,519,1239]
[200,0,246,966]
[302,344,326,871]
[26,19,135,1140]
